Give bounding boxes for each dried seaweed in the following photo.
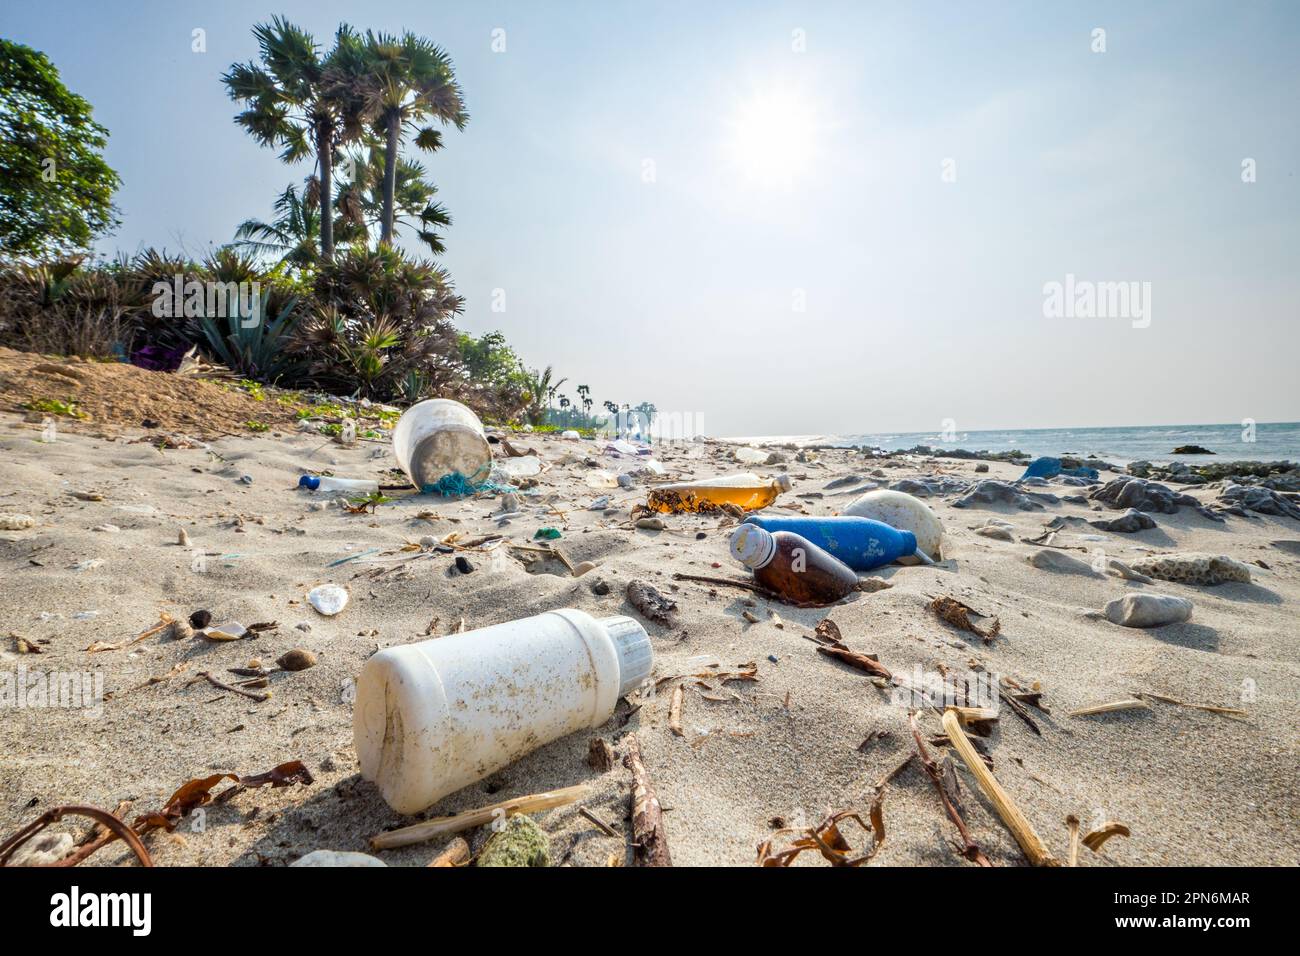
[1082,821,1131,852]
[0,760,312,867]
[756,801,884,867]
[929,596,1001,642]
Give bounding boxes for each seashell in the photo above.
[201,622,247,641]
[276,648,317,671]
[308,584,349,616]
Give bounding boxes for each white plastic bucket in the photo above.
[392,399,493,491]
[353,609,653,814]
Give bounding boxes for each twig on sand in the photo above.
[998,687,1043,735]
[1068,699,1149,718]
[941,710,1058,866]
[193,671,270,702]
[578,806,620,837]
[908,713,991,866]
[369,784,592,850]
[623,734,672,866]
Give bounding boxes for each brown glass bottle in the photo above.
[729,525,858,604]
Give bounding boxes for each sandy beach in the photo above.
[2,386,1297,868]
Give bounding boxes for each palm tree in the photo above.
[521,366,566,425]
[353,31,467,245]
[232,184,320,267]
[334,146,453,254]
[223,19,363,261]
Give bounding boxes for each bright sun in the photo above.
[724,90,818,187]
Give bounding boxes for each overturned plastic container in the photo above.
[353,608,653,814]
[392,399,493,492]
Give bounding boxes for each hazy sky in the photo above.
[6,1,1298,436]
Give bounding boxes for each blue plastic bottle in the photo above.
[740,515,923,571]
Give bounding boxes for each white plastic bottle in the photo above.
[353,609,653,814]
[298,475,379,494]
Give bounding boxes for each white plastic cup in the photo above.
[392,399,493,491]
[353,609,653,814]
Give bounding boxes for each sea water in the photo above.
[734,421,1300,466]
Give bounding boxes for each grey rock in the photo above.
[1027,549,1101,576]
[974,463,989,473]
[1103,593,1193,628]
[1089,477,1223,521]
[975,524,1014,542]
[1089,508,1157,533]
[953,480,1056,511]
[1218,482,1300,521]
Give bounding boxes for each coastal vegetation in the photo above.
[0,24,654,430]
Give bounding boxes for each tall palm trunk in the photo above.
[380,110,400,245]
[317,122,334,260]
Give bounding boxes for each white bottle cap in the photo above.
[729,524,776,569]
[773,474,792,492]
[601,615,654,698]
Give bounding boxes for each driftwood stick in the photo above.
[623,734,672,866]
[370,784,592,849]
[942,710,1058,866]
[427,836,470,867]
[1066,815,1081,867]
[908,713,991,866]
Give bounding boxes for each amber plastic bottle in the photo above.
[647,473,792,513]
[728,525,859,604]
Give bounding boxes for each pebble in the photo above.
[308,584,349,616]
[1103,593,1193,628]
[177,528,191,546]
[190,609,213,629]
[635,517,666,530]
[290,850,387,867]
[591,577,612,595]
[93,524,120,533]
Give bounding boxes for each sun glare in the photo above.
[724,90,819,188]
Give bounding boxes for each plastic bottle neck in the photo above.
[729,524,777,569]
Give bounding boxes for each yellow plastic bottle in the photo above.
[646,472,792,513]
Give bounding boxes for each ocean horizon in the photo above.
[727,421,1300,466]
